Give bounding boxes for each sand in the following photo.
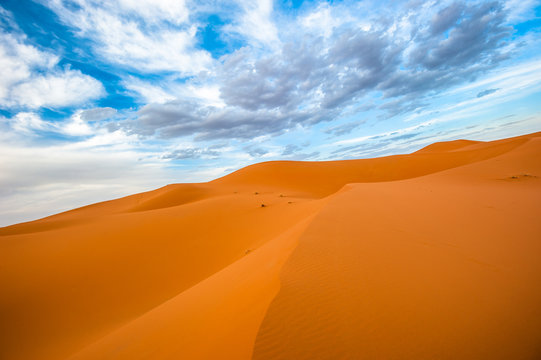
[1,131,540,359]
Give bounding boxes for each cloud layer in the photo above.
[114,1,515,142]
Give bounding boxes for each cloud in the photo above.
[243,146,268,157]
[279,143,320,160]
[0,29,104,109]
[324,122,363,137]
[225,0,279,47]
[116,1,513,142]
[62,112,96,137]
[9,70,104,108]
[300,4,354,38]
[129,98,329,140]
[409,2,510,71]
[80,107,118,122]
[9,112,54,134]
[476,88,500,98]
[504,0,540,22]
[281,144,300,156]
[41,0,211,75]
[162,147,220,160]
[122,76,178,104]
[122,75,225,107]
[430,2,464,35]
[6,108,114,138]
[116,0,189,24]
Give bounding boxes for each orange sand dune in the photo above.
[1,131,540,360]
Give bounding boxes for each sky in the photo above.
[0,0,540,226]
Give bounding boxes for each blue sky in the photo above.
[0,0,540,226]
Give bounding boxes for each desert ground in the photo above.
[1,131,540,360]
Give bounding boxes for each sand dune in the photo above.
[1,131,540,359]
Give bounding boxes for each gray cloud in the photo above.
[430,2,464,35]
[131,98,333,140]
[243,146,268,157]
[281,144,300,156]
[162,147,220,160]
[476,88,499,98]
[280,144,319,160]
[80,107,117,122]
[120,1,513,142]
[409,2,510,71]
[324,122,363,136]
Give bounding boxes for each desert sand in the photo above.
[1,131,540,359]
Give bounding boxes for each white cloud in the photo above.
[6,109,114,137]
[62,111,94,137]
[123,77,177,104]
[0,31,104,109]
[185,84,225,107]
[226,0,279,48]
[9,70,104,108]
[42,0,212,75]
[123,76,225,107]
[504,0,540,22]
[300,4,359,38]
[10,112,54,133]
[0,33,49,97]
[116,0,189,24]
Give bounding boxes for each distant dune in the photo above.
[1,131,540,360]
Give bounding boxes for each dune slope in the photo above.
[1,131,540,360]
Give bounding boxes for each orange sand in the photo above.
[1,131,540,359]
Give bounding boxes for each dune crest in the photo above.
[1,131,540,360]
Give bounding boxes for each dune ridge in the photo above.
[1,131,540,360]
